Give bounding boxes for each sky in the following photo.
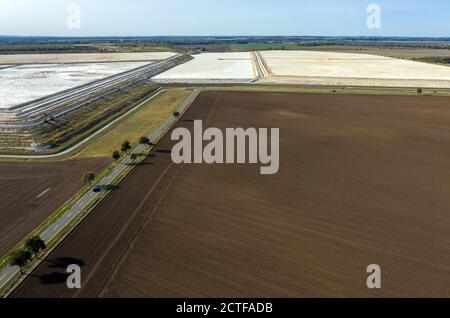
[0,0,448,37]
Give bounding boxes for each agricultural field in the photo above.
[12,91,450,298]
[153,53,256,83]
[75,88,193,158]
[320,47,450,60]
[0,158,108,257]
[230,43,303,52]
[258,50,450,88]
[176,44,230,52]
[0,62,149,109]
[0,52,177,65]
[210,84,450,96]
[231,43,450,59]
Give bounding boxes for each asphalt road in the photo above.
[0,88,201,291]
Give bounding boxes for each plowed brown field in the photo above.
[12,91,450,298]
[0,159,108,256]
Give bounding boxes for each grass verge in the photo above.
[202,84,450,96]
[74,88,193,158]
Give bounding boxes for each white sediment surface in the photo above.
[0,52,177,65]
[0,62,149,109]
[260,50,450,82]
[153,53,256,82]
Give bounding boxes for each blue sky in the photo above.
[0,0,448,37]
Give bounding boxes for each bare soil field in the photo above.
[12,91,450,298]
[0,158,108,256]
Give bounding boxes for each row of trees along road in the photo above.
[111,137,154,163]
[10,236,46,274]
[110,109,180,164]
[9,136,161,276]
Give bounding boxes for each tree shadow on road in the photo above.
[103,184,119,191]
[93,184,120,192]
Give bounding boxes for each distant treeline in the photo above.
[415,56,450,64]
[1,35,450,45]
[0,44,97,54]
[231,41,450,50]
[1,36,450,54]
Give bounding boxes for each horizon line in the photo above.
[1,35,450,40]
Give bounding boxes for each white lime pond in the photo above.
[0,62,149,109]
[153,52,257,83]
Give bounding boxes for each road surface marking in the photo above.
[36,188,52,199]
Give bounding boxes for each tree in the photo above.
[130,154,138,161]
[25,236,46,258]
[173,111,180,118]
[121,140,131,154]
[112,151,121,162]
[82,172,96,186]
[417,88,423,95]
[10,250,32,274]
[139,137,150,148]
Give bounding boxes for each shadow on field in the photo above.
[127,161,156,167]
[38,257,86,285]
[156,149,171,154]
[135,162,155,167]
[38,272,70,285]
[47,257,85,269]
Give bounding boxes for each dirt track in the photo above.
[12,91,450,298]
[0,159,108,256]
